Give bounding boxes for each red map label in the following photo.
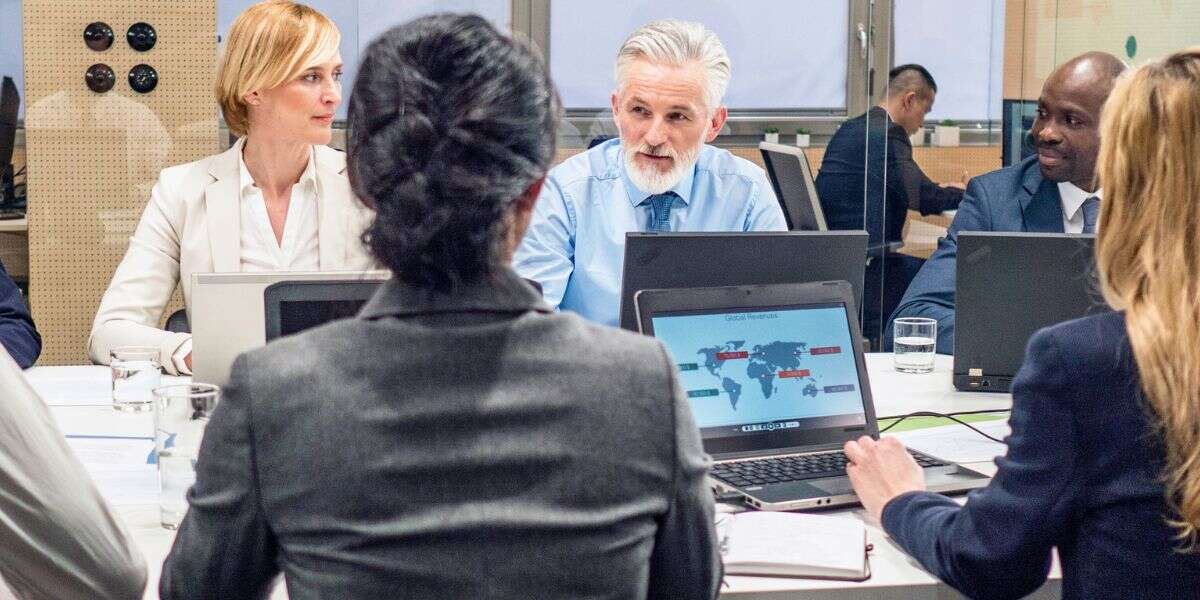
[778,369,811,379]
[810,346,842,355]
[716,351,749,360]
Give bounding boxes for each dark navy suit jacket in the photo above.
[0,258,39,368]
[890,155,1063,352]
[815,107,962,248]
[884,311,1200,599]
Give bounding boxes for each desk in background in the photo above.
[900,209,955,260]
[28,354,1057,600]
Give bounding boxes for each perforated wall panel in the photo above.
[24,1,217,364]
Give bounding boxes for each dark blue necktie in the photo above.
[646,192,677,232]
[1081,196,1100,234]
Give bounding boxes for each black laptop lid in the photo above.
[954,232,1107,389]
[618,231,867,331]
[635,281,876,458]
[264,280,382,341]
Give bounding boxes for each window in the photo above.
[549,0,849,111]
[893,0,1005,122]
[218,0,511,120]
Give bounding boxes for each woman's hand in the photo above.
[844,436,927,523]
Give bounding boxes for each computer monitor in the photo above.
[954,232,1108,392]
[190,270,389,385]
[0,77,19,208]
[758,141,827,231]
[618,231,868,331]
[264,280,382,341]
[1002,99,1038,167]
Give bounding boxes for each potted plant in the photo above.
[794,127,811,148]
[933,119,960,147]
[763,127,780,144]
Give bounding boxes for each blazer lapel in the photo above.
[204,139,243,272]
[315,146,349,269]
[1018,160,1065,233]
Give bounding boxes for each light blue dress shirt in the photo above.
[513,138,787,327]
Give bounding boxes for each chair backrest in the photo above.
[165,308,190,334]
[758,141,827,232]
[587,135,614,149]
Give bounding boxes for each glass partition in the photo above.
[857,0,1006,350]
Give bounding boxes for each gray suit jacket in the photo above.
[160,268,720,599]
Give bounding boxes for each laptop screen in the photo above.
[277,299,368,338]
[650,302,868,452]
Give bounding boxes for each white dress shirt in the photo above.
[172,150,322,372]
[237,149,321,272]
[1058,182,1102,234]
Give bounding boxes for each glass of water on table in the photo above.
[154,383,220,529]
[893,317,937,373]
[110,346,161,412]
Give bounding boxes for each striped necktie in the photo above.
[1081,196,1100,234]
[646,192,678,232]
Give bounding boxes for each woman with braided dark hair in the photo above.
[161,14,720,599]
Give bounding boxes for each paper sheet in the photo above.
[66,437,159,506]
[27,376,112,406]
[889,419,1010,464]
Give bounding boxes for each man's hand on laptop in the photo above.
[844,436,926,523]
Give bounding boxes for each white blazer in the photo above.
[88,138,374,374]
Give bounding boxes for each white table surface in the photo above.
[28,354,1058,600]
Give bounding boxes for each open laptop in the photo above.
[618,231,867,331]
[264,279,383,342]
[954,232,1107,392]
[635,280,989,511]
[190,271,389,385]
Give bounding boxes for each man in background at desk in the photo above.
[815,64,963,342]
[890,52,1126,353]
[513,20,786,327]
[0,257,39,367]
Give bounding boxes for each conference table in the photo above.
[26,354,1059,599]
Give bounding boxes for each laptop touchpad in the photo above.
[808,477,854,496]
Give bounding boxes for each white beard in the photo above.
[622,139,702,195]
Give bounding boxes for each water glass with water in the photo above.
[110,346,161,412]
[893,317,937,373]
[153,383,219,529]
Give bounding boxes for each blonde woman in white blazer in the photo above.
[89,1,371,374]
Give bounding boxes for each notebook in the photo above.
[718,511,869,580]
[634,280,990,511]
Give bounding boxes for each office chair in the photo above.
[165,309,190,334]
[758,142,828,231]
[587,135,614,149]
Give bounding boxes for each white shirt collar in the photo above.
[1057,181,1101,222]
[238,146,318,197]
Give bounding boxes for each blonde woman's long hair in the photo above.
[1096,47,1200,550]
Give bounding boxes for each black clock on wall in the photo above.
[84,22,114,51]
[85,63,116,93]
[128,64,158,93]
[126,22,157,52]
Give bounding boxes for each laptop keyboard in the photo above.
[710,449,946,488]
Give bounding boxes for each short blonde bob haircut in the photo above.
[216,0,340,137]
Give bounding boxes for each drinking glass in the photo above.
[153,383,219,529]
[893,318,937,373]
[110,346,160,412]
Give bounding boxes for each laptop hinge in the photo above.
[715,443,846,462]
